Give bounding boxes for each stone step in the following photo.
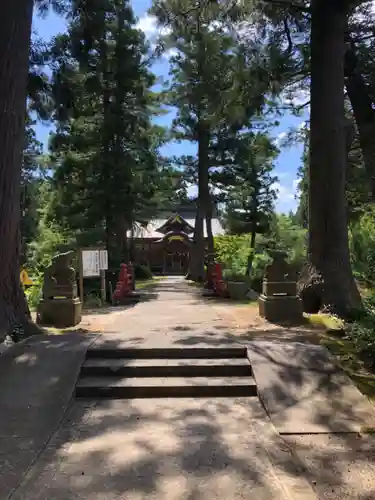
[86,345,247,360]
[80,358,252,378]
[75,376,257,399]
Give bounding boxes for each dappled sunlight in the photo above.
[12,397,313,499]
[247,341,375,435]
[14,352,38,365]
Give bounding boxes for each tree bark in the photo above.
[205,208,214,288]
[0,0,40,340]
[187,124,210,282]
[298,0,362,317]
[344,41,375,201]
[187,204,205,281]
[247,230,256,277]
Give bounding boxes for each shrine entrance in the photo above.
[152,214,193,275]
[163,237,190,275]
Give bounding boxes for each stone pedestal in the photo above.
[258,250,303,324]
[227,281,249,300]
[37,298,82,328]
[258,293,303,324]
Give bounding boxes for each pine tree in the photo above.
[234,0,365,314]
[151,0,271,280]
[49,0,165,265]
[220,132,278,275]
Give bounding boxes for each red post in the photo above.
[113,263,131,300]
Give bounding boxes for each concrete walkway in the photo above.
[2,277,375,499]
[0,334,96,500]
[92,276,238,346]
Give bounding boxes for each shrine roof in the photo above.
[127,214,225,239]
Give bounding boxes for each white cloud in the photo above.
[280,88,310,109]
[274,177,300,202]
[187,184,198,199]
[275,131,287,147]
[274,178,300,213]
[136,14,174,60]
[137,14,159,38]
[292,178,300,195]
[274,181,295,201]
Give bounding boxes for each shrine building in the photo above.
[129,204,225,274]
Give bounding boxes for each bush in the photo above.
[134,264,153,280]
[222,269,248,282]
[25,281,42,311]
[214,215,306,290]
[84,291,102,308]
[350,206,375,286]
[347,316,375,368]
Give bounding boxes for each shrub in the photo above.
[24,280,42,311]
[134,263,153,280]
[215,215,306,284]
[350,206,375,286]
[347,316,375,368]
[84,292,102,308]
[222,269,248,282]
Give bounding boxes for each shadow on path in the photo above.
[10,397,314,500]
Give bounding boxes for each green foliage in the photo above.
[350,206,375,286]
[24,282,43,311]
[215,214,307,289]
[151,0,276,280]
[47,0,174,265]
[134,264,153,280]
[347,311,375,369]
[269,215,306,271]
[84,292,103,309]
[220,132,278,238]
[215,235,249,275]
[27,217,75,271]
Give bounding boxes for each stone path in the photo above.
[10,398,316,500]
[90,276,237,344]
[2,277,375,499]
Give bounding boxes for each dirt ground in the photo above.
[57,298,323,347]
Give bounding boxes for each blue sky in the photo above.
[32,0,307,213]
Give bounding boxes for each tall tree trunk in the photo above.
[188,122,210,282]
[187,203,205,281]
[344,40,375,201]
[298,0,362,317]
[247,187,259,278]
[247,230,256,277]
[187,6,208,283]
[205,206,214,260]
[0,0,41,340]
[100,35,114,261]
[205,205,214,288]
[203,130,214,287]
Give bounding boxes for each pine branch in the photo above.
[283,17,293,53]
[260,0,311,13]
[296,100,310,111]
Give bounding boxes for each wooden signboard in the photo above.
[79,247,108,304]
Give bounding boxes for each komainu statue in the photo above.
[37,250,82,327]
[42,250,77,300]
[258,250,303,324]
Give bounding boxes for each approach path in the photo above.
[2,277,375,500]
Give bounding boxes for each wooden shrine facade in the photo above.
[130,208,225,275]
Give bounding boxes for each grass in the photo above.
[233,299,258,307]
[319,331,375,404]
[186,280,204,288]
[303,311,375,405]
[304,312,345,331]
[136,276,164,289]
